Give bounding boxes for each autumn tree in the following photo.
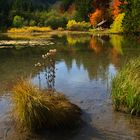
[89,9,102,26]
[89,0,111,27]
[111,0,121,19]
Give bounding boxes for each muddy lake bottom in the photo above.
[0,33,140,140]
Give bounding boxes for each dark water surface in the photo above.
[0,33,140,140]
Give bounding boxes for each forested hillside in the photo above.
[0,0,140,33]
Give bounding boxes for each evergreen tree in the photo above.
[75,0,93,21]
[121,0,140,33]
[0,0,12,27]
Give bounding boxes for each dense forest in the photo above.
[0,0,140,33]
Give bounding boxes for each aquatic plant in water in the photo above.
[12,80,81,131]
[112,57,140,115]
[35,49,57,91]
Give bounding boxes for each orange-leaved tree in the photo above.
[89,8,103,27]
[112,0,121,19]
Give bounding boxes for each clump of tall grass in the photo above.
[112,57,140,115]
[12,80,81,131]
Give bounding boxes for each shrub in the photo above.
[110,13,125,33]
[44,16,68,29]
[23,20,29,26]
[13,15,24,28]
[67,20,91,31]
[12,80,81,131]
[8,26,52,33]
[57,27,64,31]
[29,20,37,26]
[112,57,140,115]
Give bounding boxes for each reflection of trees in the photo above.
[1,33,140,93]
[56,35,111,81]
[59,49,110,81]
[90,35,103,54]
[58,35,111,81]
[67,34,90,46]
[0,47,49,92]
[109,35,123,69]
[57,34,139,83]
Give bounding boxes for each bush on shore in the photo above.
[8,26,52,33]
[13,15,24,28]
[12,80,81,131]
[11,10,69,29]
[112,57,140,115]
[110,13,125,33]
[67,20,91,31]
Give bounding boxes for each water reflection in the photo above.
[90,35,103,53]
[0,33,140,139]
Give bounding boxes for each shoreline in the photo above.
[0,26,113,36]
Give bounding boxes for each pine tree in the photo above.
[75,0,93,21]
[121,0,140,33]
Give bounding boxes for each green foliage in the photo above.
[44,15,68,29]
[61,0,74,11]
[29,20,36,26]
[121,0,140,33]
[13,15,24,28]
[23,20,29,26]
[112,57,140,115]
[75,0,93,21]
[12,79,81,131]
[67,20,91,31]
[110,13,125,33]
[29,10,68,29]
[0,0,12,27]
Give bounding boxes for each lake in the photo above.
[0,33,140,140]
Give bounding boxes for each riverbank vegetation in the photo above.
[112,57,140,115]
[11,48,82,131]
[12,79,81,131]
[8,26,52,33]
[0,0,140,34]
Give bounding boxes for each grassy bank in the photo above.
[12,80,81,131]
[7,26,111,35]
[112,57,140,115]
[8,26,52,33]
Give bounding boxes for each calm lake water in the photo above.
[0,33,140,140]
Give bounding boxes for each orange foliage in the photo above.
[90,36,102,53]
[112,0,121,19]
[89,9,103,26]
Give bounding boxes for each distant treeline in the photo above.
[0,0,140,33]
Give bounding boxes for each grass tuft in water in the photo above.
[12,79,81,131]
[112,57,140,115]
